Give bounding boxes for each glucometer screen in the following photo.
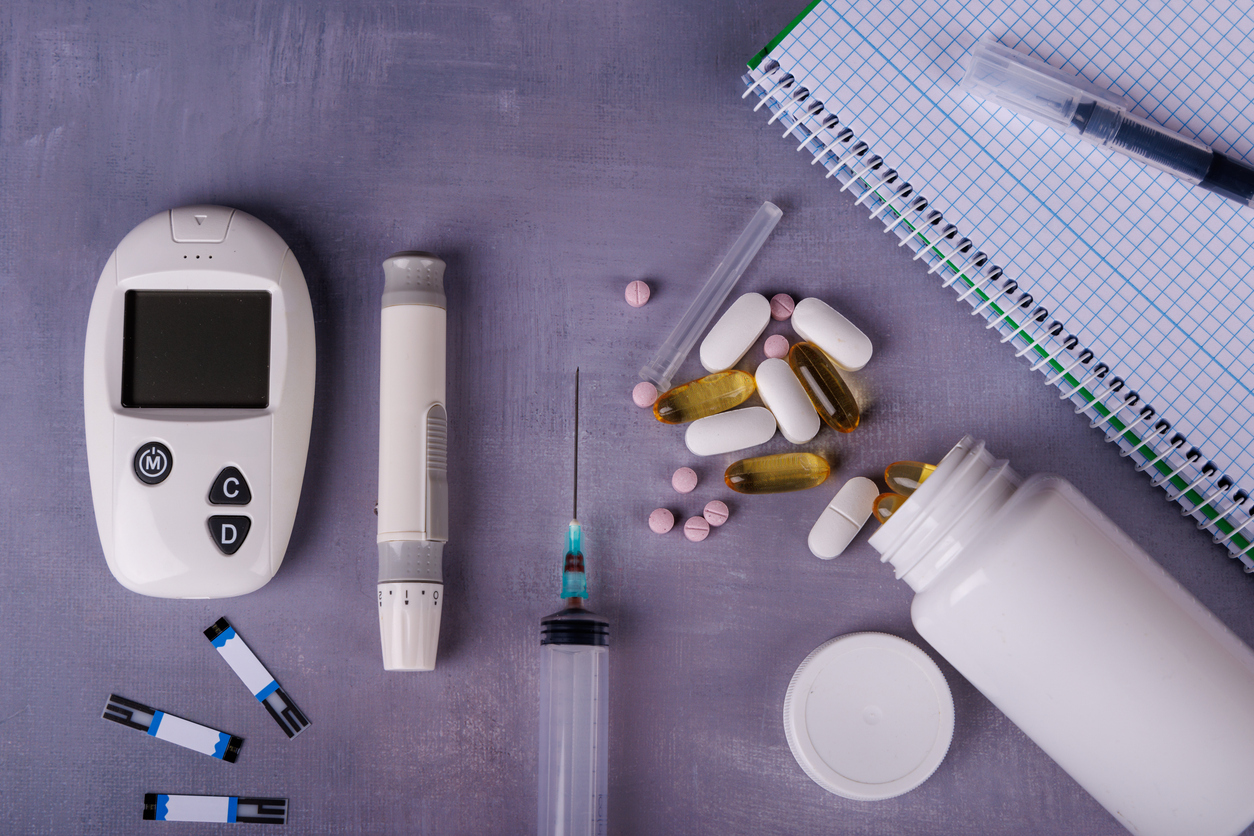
[121,290,271,408]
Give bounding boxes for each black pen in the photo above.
[961,36,1254,208]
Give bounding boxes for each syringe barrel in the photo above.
[538,625,609,836]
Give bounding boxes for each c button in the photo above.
[209,467,252,505]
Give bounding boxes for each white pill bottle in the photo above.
[869,436,1254,836]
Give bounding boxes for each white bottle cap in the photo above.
[783,632,954,800]
[378,581,443,671]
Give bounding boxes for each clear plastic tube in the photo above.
[639,201,783,390]
[538,632,608,836]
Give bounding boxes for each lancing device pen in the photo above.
[376,252,449,671]
[961,36,1254,209]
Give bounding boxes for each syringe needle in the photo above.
[573,367,579,522]
[562,369,588,603]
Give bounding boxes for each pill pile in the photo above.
[650,469,735,542]
[630,288,880,554]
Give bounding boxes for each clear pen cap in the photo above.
[639,201,782,391]
[960,36,1133,131]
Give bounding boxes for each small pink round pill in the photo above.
[672,466,698,494]
[770,293,796,321]
[625,280,651,308]
[764,334,790,359]
[649,508,675,534]
[632,381,658,408]
[684,516,710,542]
[703,500,729,527]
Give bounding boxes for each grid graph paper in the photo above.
[749,0,1254,565]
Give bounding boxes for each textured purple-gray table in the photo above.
[3,2,1253,834]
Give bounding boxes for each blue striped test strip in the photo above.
[143,793,287,824]
[205,617,310,739]
[103,694,243,762]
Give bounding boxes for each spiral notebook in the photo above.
[743,0,1254,571]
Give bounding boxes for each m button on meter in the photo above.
[133,442,172,485]
[210,467,252,505]
[208,516,251,555]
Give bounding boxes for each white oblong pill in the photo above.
[808,476,879,559]
[700,292,772,373]
[755,358,819,444]
[685,406,776,457]
[791,298,873,371]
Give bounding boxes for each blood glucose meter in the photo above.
[84,206,315,598]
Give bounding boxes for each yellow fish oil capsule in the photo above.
[884,461,936,496]
[653,370,756,424]
[724,452,831,494]
[787,342,860,433]
[872,492,906,523]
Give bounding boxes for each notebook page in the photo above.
[772,0,1254,486]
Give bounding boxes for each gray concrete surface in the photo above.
[3,2,1252,833]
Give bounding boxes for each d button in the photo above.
[208,516,251,555]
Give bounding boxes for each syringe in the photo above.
[538,369,609,836]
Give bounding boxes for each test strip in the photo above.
[103,694,243,762]
[204,618,310,739]
[143,794,287,824]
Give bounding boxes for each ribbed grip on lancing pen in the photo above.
[742,63,1254,572]
[425,404,449,542]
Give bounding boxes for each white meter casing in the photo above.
[84,206,316,598]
